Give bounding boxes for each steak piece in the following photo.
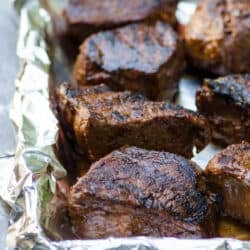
[205,143,250,225]
[196,74,250,145]
[56,83,111,140]
[73,21,185,100]
[56,83,147,144]
[183,0,250,75]
[63,0,178,43]
[68,147,217,239]
[57,84,210,161]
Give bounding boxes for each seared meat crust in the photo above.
[63,0,178,43]
[205,143,250,225]
[69,147,217,239]
[57,84,210,161]
[56,83,147,144]
[196,74,250,145]
[73,21,184,100]
[183,0,250,75]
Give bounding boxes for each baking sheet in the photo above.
[1,0,249,249]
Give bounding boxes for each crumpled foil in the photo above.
[1,0,249,249]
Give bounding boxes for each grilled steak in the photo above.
[68,146,217,239]
[62,0,178,43]
[57,84,210,162]
[56,83,147,144]
[183,0,250,75]
[196,74,250,145]
[205,143,250,225]
[73,21,185,100]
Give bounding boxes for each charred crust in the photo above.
[205,74,250,109]
[69,147,217,238]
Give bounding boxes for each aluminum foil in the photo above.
[1,0,250,249]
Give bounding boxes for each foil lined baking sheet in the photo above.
[1,0,249,249]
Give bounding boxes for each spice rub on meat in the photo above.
[196,74,250,145]
[56,83,210,162]
[63,0,178,43]
[68,147,217,239]
[56,83,147,151]
[205,142,250,226]
[73,21,184,100]
[183,0,250,75]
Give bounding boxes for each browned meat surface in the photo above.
[218,217,250,240]
[56,84,210,162]
[205,143,250,226]
[73,21,185,100]
[62,0,178,43]
[183,0,250,75]
[56,83,146,147]
[196,74,250,145]
[68,146,217,239]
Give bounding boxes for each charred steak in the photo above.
[56,83,147,144]
[73,21,184,100]
[196,74,250,145]
[57,84,210,161]
[183,0,250,75]
[68,146,217,239]
[205,142,250,225]
[63,0,178,43]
